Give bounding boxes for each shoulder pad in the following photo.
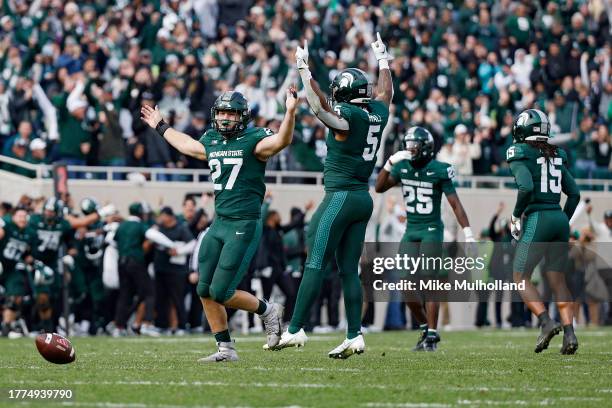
[506,144,527,162]
[430,160,455,180]
[333,103,352,121]
[556,148,568,163]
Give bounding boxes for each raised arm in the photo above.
[141,105,206,161]
[296,40,349,133]
[371,32,393,107]
[254,86,298,160]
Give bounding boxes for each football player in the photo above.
[0,208,37,337]
[506,109,580,354]
[272,33,392,358]
[141,87,298,362]
[375,127,475,351]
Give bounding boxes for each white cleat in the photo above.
[328,335,365,359]
[269,328,308,350]
[261,303,284,349]
[198,341,239,363]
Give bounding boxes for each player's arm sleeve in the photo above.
[144,227,175,248]
[301,77,349,131]
[441,165,457,196]
[561,165,580,220]
[508,160,534,218]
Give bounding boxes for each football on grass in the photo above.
[35,333,76,364]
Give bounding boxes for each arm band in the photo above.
[156,120,171,137]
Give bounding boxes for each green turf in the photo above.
[1,329,611,407]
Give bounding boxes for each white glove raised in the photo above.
[510,215,521,240]
[384,151,411,172]
[371,32,392,61]
[62,255,75,270]
[295,39,309,71]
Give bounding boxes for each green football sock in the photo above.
[341,271,363,339]
[214,329,231,343]
[289,267,324,334]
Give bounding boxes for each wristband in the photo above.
[156,119,170,137]
[383,160,392,172]
[378,59,389,70]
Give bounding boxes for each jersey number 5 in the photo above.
[362,125,380,161]
[536,157,562,194]
[209,158,243,191]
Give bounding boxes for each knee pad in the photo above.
[208,285,231,304]
[196,282,210,299]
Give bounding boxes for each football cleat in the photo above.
[560,332,579,355]
[140,324,161,337]
[328,334,365,359]
[424,332,440,352]
[198,341,239,363]
[413,329,428,351]
[270,328,308,350]
[534,320,562,353]
[261,303,284,348]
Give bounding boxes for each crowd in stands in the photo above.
[0,0,610,179]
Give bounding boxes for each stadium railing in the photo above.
[1,155,611,191]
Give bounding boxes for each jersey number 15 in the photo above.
[537,157,562,194]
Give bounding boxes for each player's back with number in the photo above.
[325,100,389,192]
[506,142,567,214]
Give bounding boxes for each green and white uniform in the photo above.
[195,127,270,303]
[392,159,456,276]
[506,143,580,274]
[289,99,389,337]
[0,220,37,296]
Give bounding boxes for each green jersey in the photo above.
[29,214,73,267]
[76,221,105,267]
[324,100,389,192]
[115,217,149,262]
[390,159,456,226]
[506,143,571,216]
[0,219,37,266]
[199,127,271,220]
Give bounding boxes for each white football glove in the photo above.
[463,227,476,243]
[295,39,309,71]
[384,151,411,172]
[62,255,75,270]
[510,215,521,240]
[98,204,117,218]
[371,32,392,61]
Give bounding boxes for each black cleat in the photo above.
[560,332,579,355]
[413,330,427,351]
[424,333,440,352]
[535,320,562,353]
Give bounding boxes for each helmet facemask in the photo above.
[405,140,422,161]
[212,109,246,138]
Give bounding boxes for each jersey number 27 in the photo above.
[209,158,243,191]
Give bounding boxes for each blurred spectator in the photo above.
[0,0,608,179]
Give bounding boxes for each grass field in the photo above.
[1,329,612,408]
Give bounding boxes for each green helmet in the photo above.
[512,109,550,142]
[403,126,435,163]
[129,202,144,217]
[43,197,63,222]
[80,197,99,215]
[211,91,250,138]
[330,68,372,104]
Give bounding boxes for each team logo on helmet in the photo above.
[516,112,529,126]
[339,72,354,88]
